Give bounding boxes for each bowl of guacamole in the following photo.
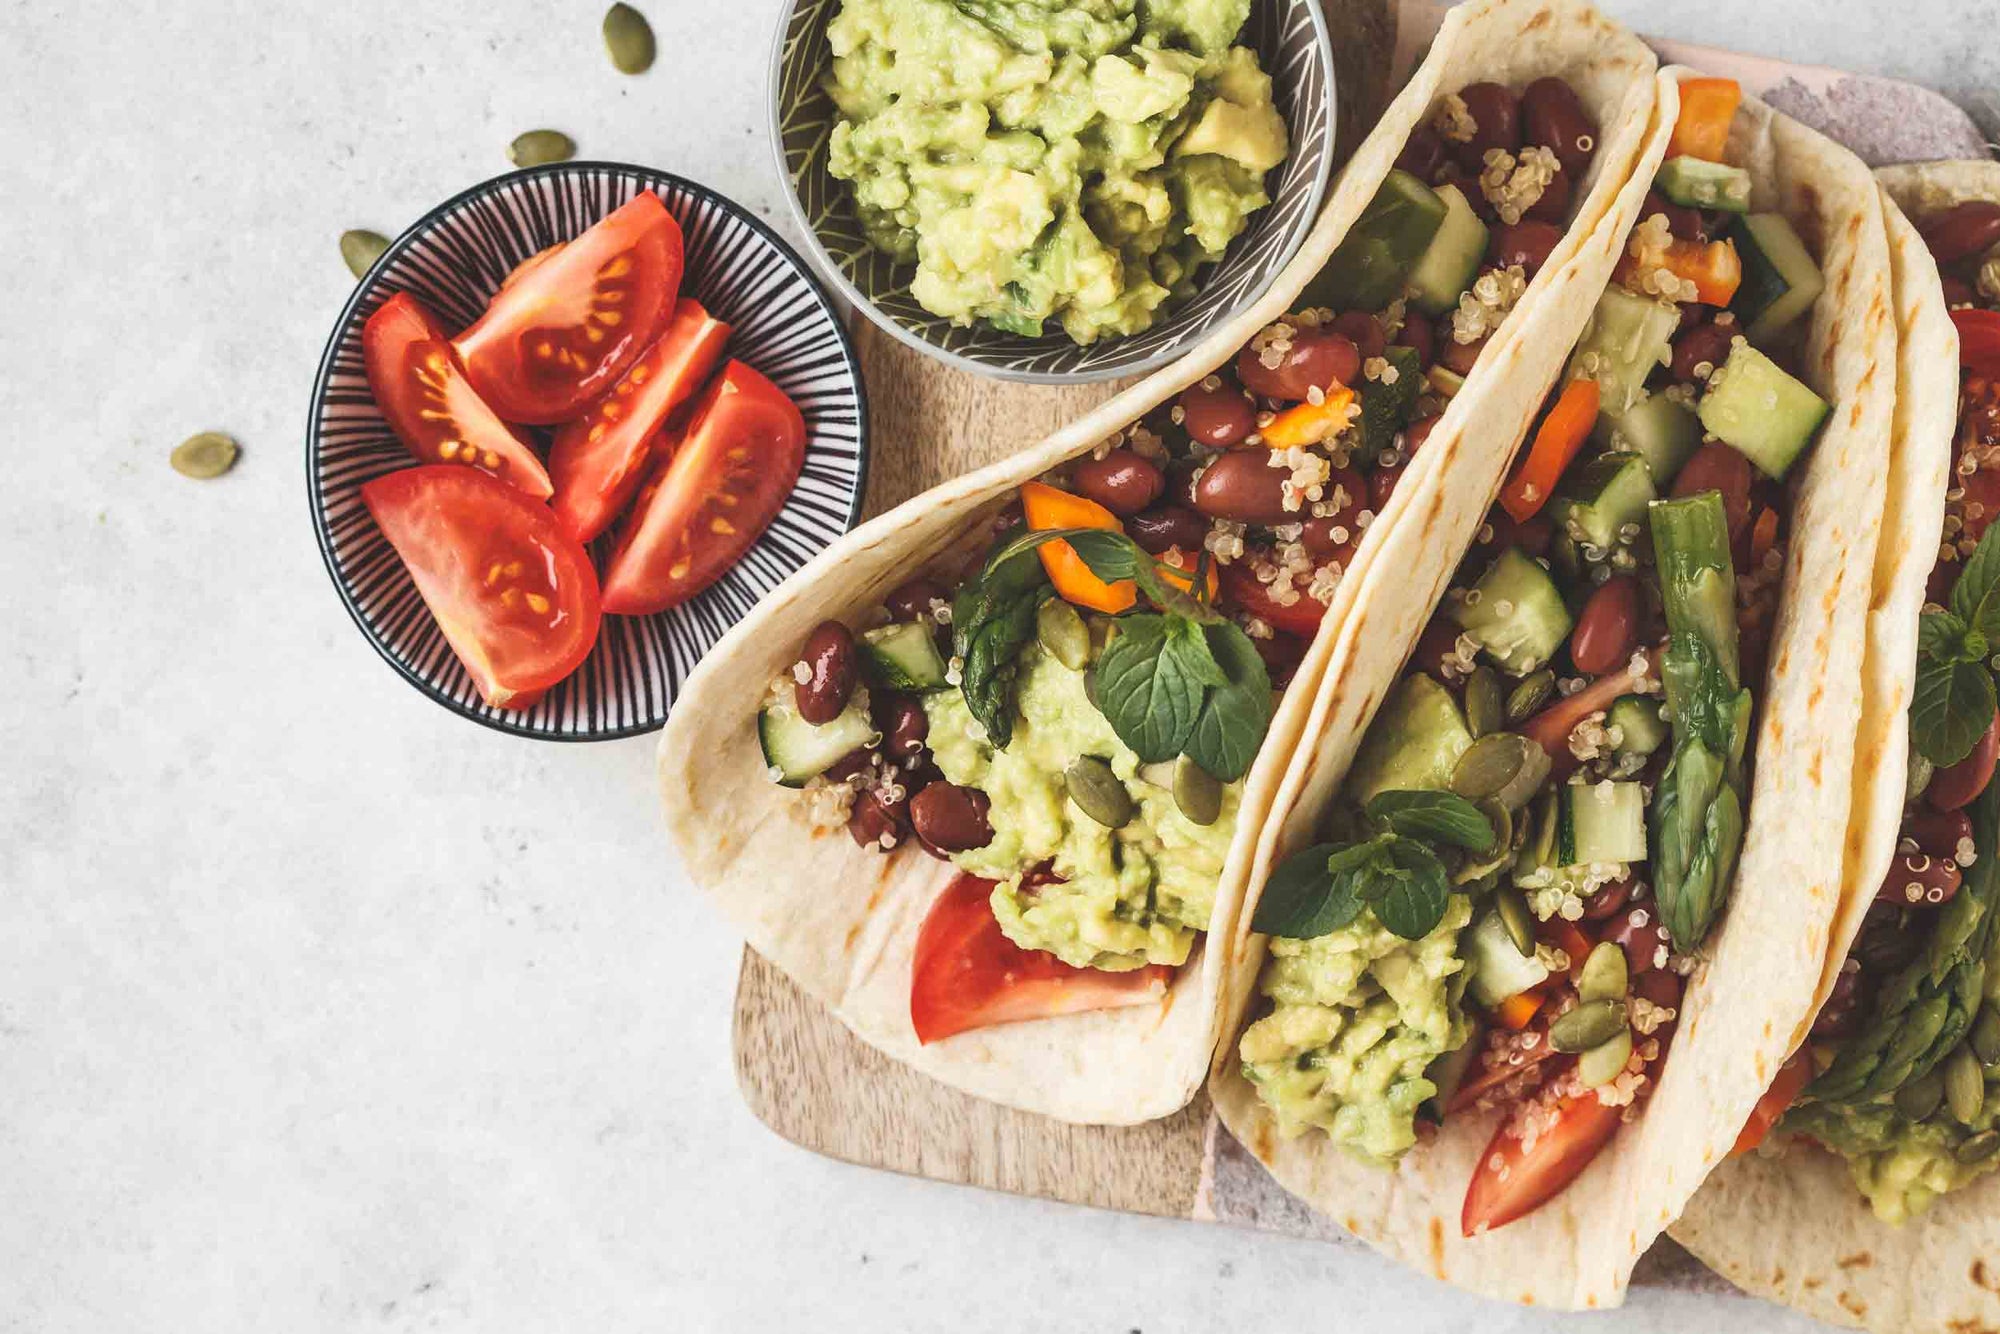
[769,0,1335,382]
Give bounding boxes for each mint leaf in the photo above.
[1093,615,1203,762]
[952,529,1053,748]
[1251,842,1366,938]
[1912,656,1998,767]
[1952,525,2000,639]
[1064,529,1143,584]
[1366,790,1496,852]
[1164,615,1228,688]
[1371,837,1453,939]
[1184,621,1274,782]
[1919,610,1970,663]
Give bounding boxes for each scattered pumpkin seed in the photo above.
[1578,941,1629,1005]
[1451,732,1547,810]
[1957,1129,2000,1164]
[1906,752,1936,807]
[1173,756,1222,827]
[1464,667,1503,739]
[509,129,577,169]
[1523,788,1559,869]
[1065,755,1135,829]
[170,432,240,480]
[1549,998,1628,1054]
[1036,598,1090,671]
[1454,800,1514,885]
[601,3,656,74]
[1974,1005,2000,1068]
[1896,1069,1945,1121]
[339,229,389,278]
[1577,1027,1633,1089]
[1137,761,1177,789]
[1506,668,1556,723]
[1495,886,1536,957]
[1947,1046,1987,1125]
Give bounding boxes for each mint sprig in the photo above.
[1913,526,2000,767]
[1251,791,1491,941]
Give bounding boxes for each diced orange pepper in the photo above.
[1159,546,1220,604]
[1498,377,1599,523]
[1731,1049,1814,1156]
[1258,385,1357,450]
[1020,481,1135,613]
[1496,987,1546,1032]
[1669,77,1742,162]
[1750,505,1780,565]
[1539,917,1595,980]
[1616,237,1743,306]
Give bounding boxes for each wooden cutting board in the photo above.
[731,0,1990,1261]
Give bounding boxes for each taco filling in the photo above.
[1237,77,1840,1234]
[1733,198,2000,1225]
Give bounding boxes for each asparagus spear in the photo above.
[1648,493,1754,948]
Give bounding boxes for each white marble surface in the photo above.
[2,2,1991,1330]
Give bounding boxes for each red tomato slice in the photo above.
[362,466,601,709]
[1219,562,1329,639]
[1519,645,1660,777]
[361,293,552,498]
[600,360,806,615]
[1731,1049,1813,1157]
[909,873,1174,1044]
[1952,308,2000,379]
[1460,1079,1627,1236]
[454,193,685,424]
[546,299,732,543]
[1448,1030,1560,1114]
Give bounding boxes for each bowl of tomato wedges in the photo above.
[309,164,868,739]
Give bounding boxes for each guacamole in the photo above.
[823,0,1289,343]
[1782,1100,2000,1225]
[1239,896,1473,1162]
[924,645,1239,969]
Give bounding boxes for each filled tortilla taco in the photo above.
[1206,65,1899,1306]
[655,0,1661,1123]
[1670,163,2000,1334]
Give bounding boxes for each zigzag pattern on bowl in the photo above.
[777,0,1333,380]
[308,165,867,741]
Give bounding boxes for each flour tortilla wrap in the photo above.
[1670,165,1977,1334]
[1207,67,1899,1306]
[655,0,1659,1124]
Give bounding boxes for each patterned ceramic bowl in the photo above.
[769,0,1337,383]
[308,163,868,741]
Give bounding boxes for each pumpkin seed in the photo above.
[1495,885,1535,957]
[1137,762,1176,789]
[1455,800,1514,884]
[1896,1069,1945,1121]
[1465,667,1503,739]
[1506,668,1555,723]
[1036,598,1090,670]
[509,129,576,168]
[1549,998,1628,1054]
[170,432,239,479]
[1173,757,1222,827]
[1974,1006,2000,1068]
[1522,788,1559,869]
[1907,751,1936,806]
[1948,1046,1987,1125]
[601,3,656,74]
[1451,733,1527,802]
[1066,755,1134,829]
[339,229,389,278]
[1577,1027,1633,1089]
[1957,1129,2000,1164]
[1578,941,1629,1004]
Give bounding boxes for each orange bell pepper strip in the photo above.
[1539,917,1595,980]
[1731,1048,1815,1156]
[1498,377,1600,523]
[1495,987,1547,1032]
[1669,77,1741,162]
[1258,385,1357,450]
[1159,546,1220,604]
[1020,481,1136,613]
[1749,505,1780,566]
[1615,237,1743,306]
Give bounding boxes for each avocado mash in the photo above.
[1783,1099,2000,1225]
[925,644,1239,969]
[823,0,1288,343]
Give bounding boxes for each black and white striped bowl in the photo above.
[308,163,868,741]
[770,0,1335,383]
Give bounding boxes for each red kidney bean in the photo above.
[1127,505,1208,555]
[1942,275,1979,308]
[1922,201,2000,264]
[873,692,929,761]
[1437,325,1487,377]
[1672,442,1755,544]
[910,782,992,852]
[1393,313,1435,366]
[824,746,879,784]
[1179,379,1258,447]
[1929,713,2000,811]
[1642,190,1703,241]
[796,620,858,725]
[1238,328,1361,402]
[1491,219,1564,277]
[1411,616,1469,686]
[1071,448,1164,517]
[1908,809,1974,860]
[1396,123,1446,180]
[883,577,946,624]
[1300,467,1367,560]
[1478,509,1552,558]
[1523,163,1571,225]
[1252,630,1310,688]
[1581,875,1634,923]
[1329,311,1387,360]
[1451,82,1522,171]
[1631,966,1683,1011]
[1875,850,1964,908]
[1605,903,1670,973]
[1521,77,1595,176]
[1193,451,1294,525]
[847,787,907,851]
[1810,967,1864,1041]
[1571,574,1640,677]
[1370,463,1405,511]
[1403,414,1442,457]
[1671,320,1735,384]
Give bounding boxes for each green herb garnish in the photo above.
[1912,525,2000,766]
[1250,792,1492,941]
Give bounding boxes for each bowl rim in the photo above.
[305,160,871,742]
[764,0,1337,386]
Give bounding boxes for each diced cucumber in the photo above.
[1594,391,1703,488]
[1554,453,1657,553]
[1451,547,1574,677]
[1655,156,1753,213]
[861,621,947,691]
[759,689,875,788]
[1697,342,1830,480]
[1358,346,1425,460]
[1298,169,1447,312]
[1608,694,1668,758]
[1728,213,1825,341]
[1428,365,1467,399]
[1347,674,1473,803]
[1466,907,1551,1008]
[1561,780,1648,865]
[1565,286,1681,417]
[1407,184,1490,317]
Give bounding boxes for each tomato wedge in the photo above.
[1732,1049,1814,1157]
[600,360,805,615]
[454,193,685,424]
[1461,1080,1627,1236]
[362,466,601,709]
[1220,561,1328,639]
[1520,644,1660,776]
[361,293,552,498]
[547,299,732,543]
[1953,308,2000,379]
[910,873,1174,1044]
